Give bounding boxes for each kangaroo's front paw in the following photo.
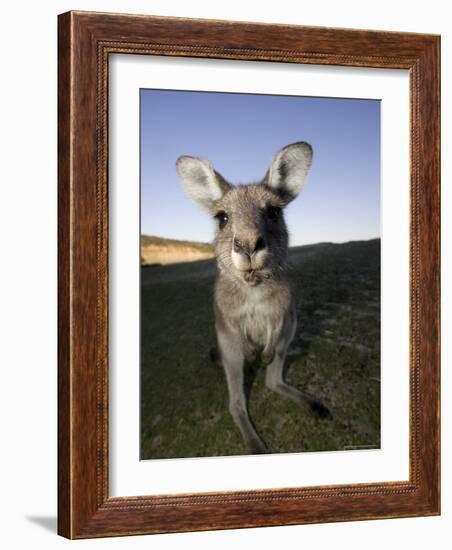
[261,349,275,366]
[309,399,332,420]
[244,349,257,363]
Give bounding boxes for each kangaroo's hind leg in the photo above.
[217,331,267,454]
[265,334,331,419]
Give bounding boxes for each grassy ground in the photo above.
[140,239,381,459]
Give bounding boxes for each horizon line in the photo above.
[141,233,381,248]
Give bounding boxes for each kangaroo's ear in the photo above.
[176,156,231,212]
[266,142,313,202]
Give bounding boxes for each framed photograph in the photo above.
[58,11,440,538]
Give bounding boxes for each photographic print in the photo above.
[140,89,381,460]
[58,12,440,537]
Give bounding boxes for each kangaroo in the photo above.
[176,142,330,454]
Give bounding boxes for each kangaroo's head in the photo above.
[176,142,313,286]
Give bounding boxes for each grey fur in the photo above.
[176,142,329,454]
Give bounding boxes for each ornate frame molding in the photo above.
[58,11,440,538]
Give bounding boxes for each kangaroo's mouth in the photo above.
[244,269,257,284]
[243,268,270,286]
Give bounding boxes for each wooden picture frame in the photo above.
[58,11,440,539]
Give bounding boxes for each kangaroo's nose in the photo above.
[233,236,266,256]
[253,236,266,254]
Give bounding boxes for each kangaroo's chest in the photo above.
[239,292,282,348]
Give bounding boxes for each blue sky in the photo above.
[140,89,380,246]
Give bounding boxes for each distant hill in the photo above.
[141,235,214,265]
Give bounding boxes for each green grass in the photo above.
[140,239,381,459]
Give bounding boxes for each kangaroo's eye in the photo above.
[215,210,229,229]
[267,206,281,222]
